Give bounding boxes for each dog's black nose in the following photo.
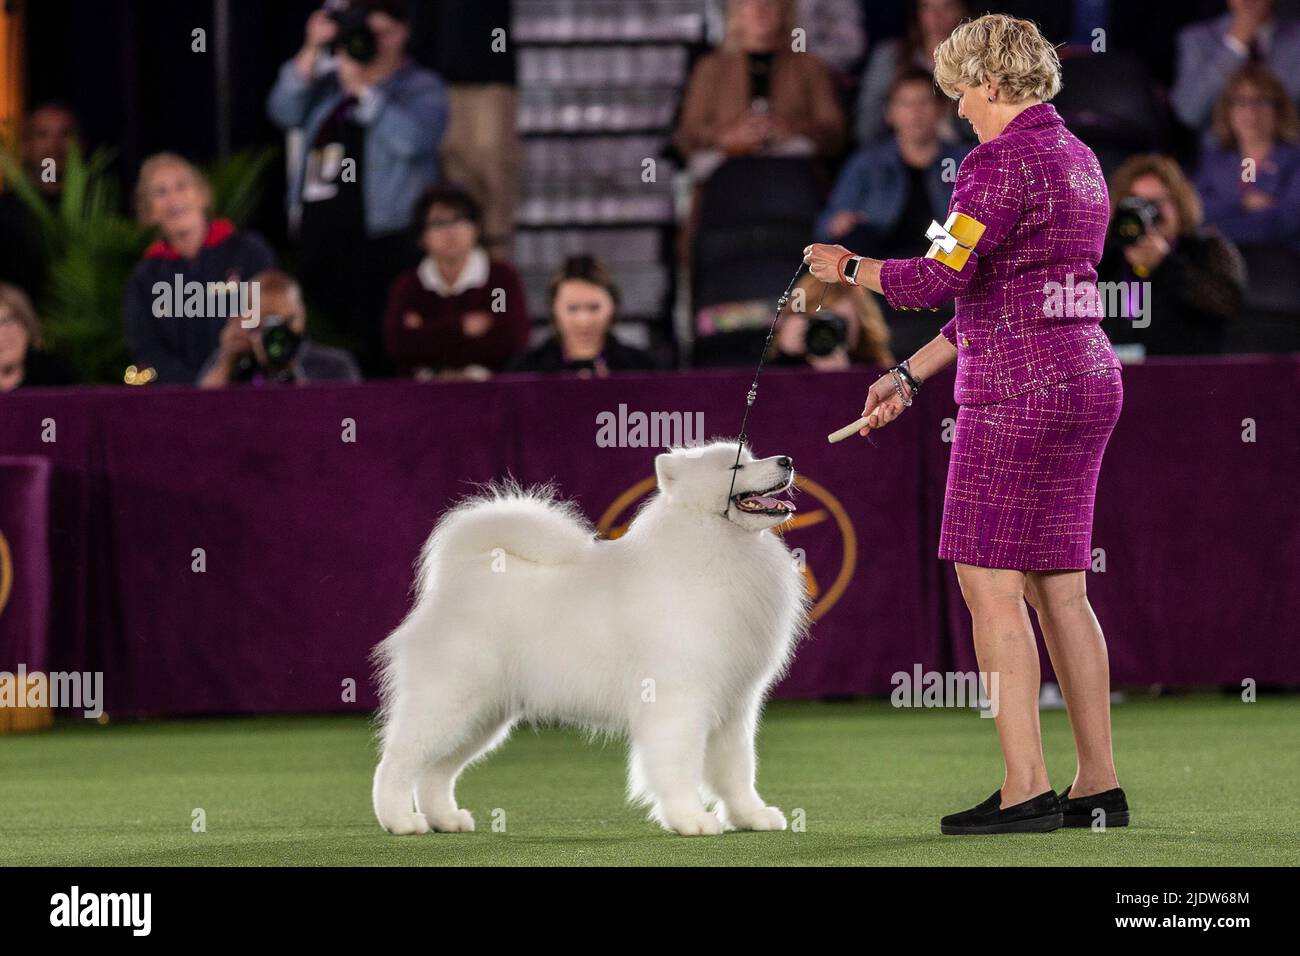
[777,456,792,469]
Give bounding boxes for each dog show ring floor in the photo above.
[2,694,1296,866]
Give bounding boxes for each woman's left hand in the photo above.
[861,373,907,432]
[803,243,852,284]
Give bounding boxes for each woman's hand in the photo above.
[1123,229,1170,273]
[219,317,253,361]
[461,311,492,338]
[1241,187,1275,212]
[860,372,908,435]
[828,210,864,239]
[718,114,767,155]
[803,243,851,284]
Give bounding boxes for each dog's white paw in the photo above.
[427,808,476,833]
[380,811,432,836]
[732,806,787,831]
[668,812,725,837]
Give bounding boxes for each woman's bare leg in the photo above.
[1025,570,1119,797]
[954,563,1052,807]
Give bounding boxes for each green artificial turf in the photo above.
[1,694,1296,866]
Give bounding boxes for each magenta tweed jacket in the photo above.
[879,103,1120,405]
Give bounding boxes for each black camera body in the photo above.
[231,314,303,384]
[805,315,847,358]
[1113,196,1159,247]
[328,1,378,64]
[259,315,303,369]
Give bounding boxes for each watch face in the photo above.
[844,257,861,282]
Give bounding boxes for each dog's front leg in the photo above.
[630,708,723,836]
[705,707,787,831]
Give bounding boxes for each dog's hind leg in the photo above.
[373,723,432,836]
[704,703,787,831]
[414,714,514,833]
[629,706,723,836]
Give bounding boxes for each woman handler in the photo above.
[806,14,1128,835]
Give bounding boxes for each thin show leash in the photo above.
[721,261,830,516]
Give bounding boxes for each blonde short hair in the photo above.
[933,14,1062,104]
[133,152,212,225]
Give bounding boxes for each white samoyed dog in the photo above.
[372,441,808,836]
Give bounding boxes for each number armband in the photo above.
[924,212,987,272]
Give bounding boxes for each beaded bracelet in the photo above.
[896,359,922,396]
[888,367,914,408]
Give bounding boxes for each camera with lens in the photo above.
[327,0,378,64]
[259,314,303,369]
[232,314,303,383]
[805,315,847,358]
[1112,196,1159,247]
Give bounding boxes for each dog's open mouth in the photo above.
[732,483,797,516]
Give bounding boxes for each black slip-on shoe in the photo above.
[940,789,1062,835]
[1059,786,1130,828]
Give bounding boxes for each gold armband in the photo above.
[923,212,986,272]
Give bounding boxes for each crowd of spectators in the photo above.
[0,0,1296,393]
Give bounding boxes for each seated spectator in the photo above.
[124,153,276,384]
[674,0,845,180]
[383,186,530,380]
[507,256,657,376]
[198,270,360,387]
[855,0,970,145]
[1171,0,1300,142]
[769,280,894,370]
[0,282,76,391]
[267,0,449,377]
[0,101,78,304]
[817,69,973,259]
[1099,154,1246,357]
[1196,64,1300,252]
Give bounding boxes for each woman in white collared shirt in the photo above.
[383,185,530,380]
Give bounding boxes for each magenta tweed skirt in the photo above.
[939,368,1123,571]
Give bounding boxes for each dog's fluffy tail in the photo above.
[416,479,595,589]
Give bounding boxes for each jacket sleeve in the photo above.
[878,143,1023,310]
[1170,25,1246,129]
[267,60,319,130]
[785,55,845,156]
[467,264,534,371]
[854,43,897,145]
[239,231,278,277]
[816,151,871,240]
[356,69,449,160]
[382,272,431,368]
[123,267,195,384]
[672,55,719,155]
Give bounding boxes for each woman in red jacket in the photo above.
[383,185,530,380]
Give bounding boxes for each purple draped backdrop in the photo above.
[0,358,1296,716]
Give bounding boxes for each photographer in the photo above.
[197,271,360,387]
[266,0,449,376]
[767,279,894,370]
[1098,154,1246,356]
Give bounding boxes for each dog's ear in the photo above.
[654,452,676,492]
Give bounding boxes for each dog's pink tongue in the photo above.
[747,495,795,511]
